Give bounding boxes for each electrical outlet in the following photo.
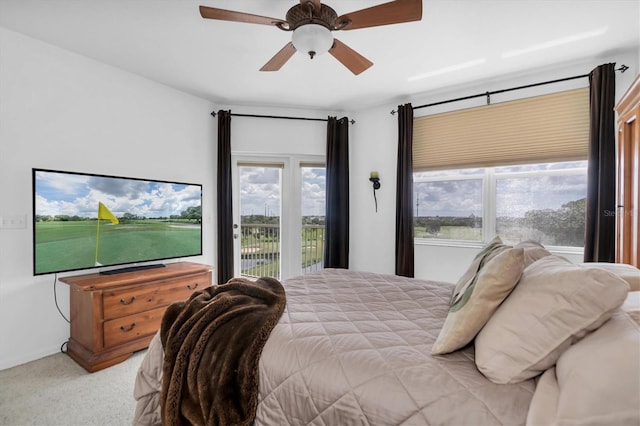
[0,215,27,229]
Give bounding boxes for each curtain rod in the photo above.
[390,64,629,115]
[210,110,355,124]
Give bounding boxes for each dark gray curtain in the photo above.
[324,116,350,269]
[216,110,234,284]
[584,63,616,262]
[396,103,415,277]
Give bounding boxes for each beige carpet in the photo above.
[0,349,147,426]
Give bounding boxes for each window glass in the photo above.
[414,161,587,248]
[239,166,281,279]
[496,168,587,247]
[414,178,483,240]
[301,167,325,274]
[301,167,326,218]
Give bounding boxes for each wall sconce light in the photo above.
[369,171,381,212]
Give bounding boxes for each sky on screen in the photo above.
[35,171,201,218]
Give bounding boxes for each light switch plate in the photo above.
[0,215,27,229]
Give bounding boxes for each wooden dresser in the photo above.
[59,262,212,372]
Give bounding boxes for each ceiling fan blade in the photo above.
[300,0,322,15]
[199,5,286,27]
[336,0,422,30]
[260,42,297,71]
[328,39,373,75]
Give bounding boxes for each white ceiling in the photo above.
[0,0,638,111]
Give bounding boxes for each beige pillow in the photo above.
[475,255,630,384]
[514,240,551,268]
[578,262,640,291]
[431,237,524,355]
[526,296,640,426]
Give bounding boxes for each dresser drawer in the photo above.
[102,274,208,320]
[103,306,166,348]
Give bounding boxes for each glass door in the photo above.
[234,162,283,279]
[232,156,325,280]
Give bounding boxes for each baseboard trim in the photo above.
[0,343,65,371]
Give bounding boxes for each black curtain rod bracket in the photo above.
[390,64,629,115]
[211,110,355,124]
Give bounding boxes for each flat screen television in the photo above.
[32,168,203,276]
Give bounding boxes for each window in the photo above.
[414,168,483,241]
[411,89,589,249]
[414,161,588,248]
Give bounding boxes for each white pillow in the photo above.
[475,255,630,384]
[526,294,640,425]
[578,262,640,291]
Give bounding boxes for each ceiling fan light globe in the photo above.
[292,24,334,59]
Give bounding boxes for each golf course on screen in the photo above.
[34,219,201,274]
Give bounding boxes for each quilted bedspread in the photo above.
[254,269,535,425]
[134,269,535,425]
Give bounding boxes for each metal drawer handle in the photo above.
[120,323,137,332]
[119,296,137,305]
[187,283,199,290]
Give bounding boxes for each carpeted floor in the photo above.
[0,349,147,426]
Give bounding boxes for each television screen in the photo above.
[32,168,203,275]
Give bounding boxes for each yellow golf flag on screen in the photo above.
[98,202,119,224]
[95,202,118,265]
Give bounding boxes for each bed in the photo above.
[133,240,640,426]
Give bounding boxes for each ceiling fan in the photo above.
[199,0,422,75]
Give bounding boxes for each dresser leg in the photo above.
[66,339,133,373]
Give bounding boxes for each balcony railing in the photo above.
[301,225,324,274]
[240,223,324,279]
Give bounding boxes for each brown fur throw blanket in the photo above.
[160,277,286,426]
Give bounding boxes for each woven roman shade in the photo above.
[413,88,590,171]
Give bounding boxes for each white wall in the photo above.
[228,105,335,156]
[0,27,215,369]
[349,103,398,274]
